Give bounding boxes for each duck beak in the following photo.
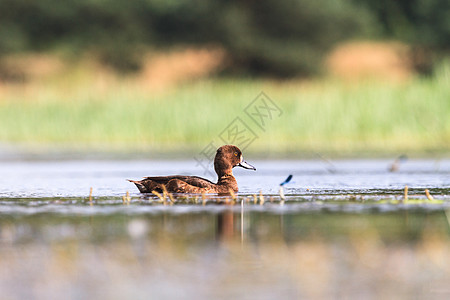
[238,160,256,171]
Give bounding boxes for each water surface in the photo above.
[1,159,449,299]
[1,158,449,197]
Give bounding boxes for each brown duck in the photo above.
[128,145,256,194]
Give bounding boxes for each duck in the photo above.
[128,145,256,194]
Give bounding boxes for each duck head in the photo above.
[214,145,256,178]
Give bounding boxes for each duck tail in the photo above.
[127,179,147,193]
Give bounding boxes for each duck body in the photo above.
[129,145,255,194]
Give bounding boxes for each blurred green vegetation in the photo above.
[0,63,448,156]
[0,0,448,76]
[0,0,448,156]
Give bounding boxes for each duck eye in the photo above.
[234,152,238,156]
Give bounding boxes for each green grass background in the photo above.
[0,65,449,157]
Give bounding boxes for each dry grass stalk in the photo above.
[151,190,164,202]
[241,198,244,243]
[229,188,236,200]
[259,190,265,206]
[89,187,93,206]
[160,185,174,205]
[161,185,168,205]
[404,185,408,203]
[253,194,257,205]
[229,188,237,205]
[279,186,285,206]
[167,193,175,206]
[425,189,434,201]
[202,192,206,206]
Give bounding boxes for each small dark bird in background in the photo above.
[389,154,408,172]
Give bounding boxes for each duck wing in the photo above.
[143,175,215,188]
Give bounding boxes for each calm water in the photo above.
[1,158,449,299]
[1,158,450,197]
